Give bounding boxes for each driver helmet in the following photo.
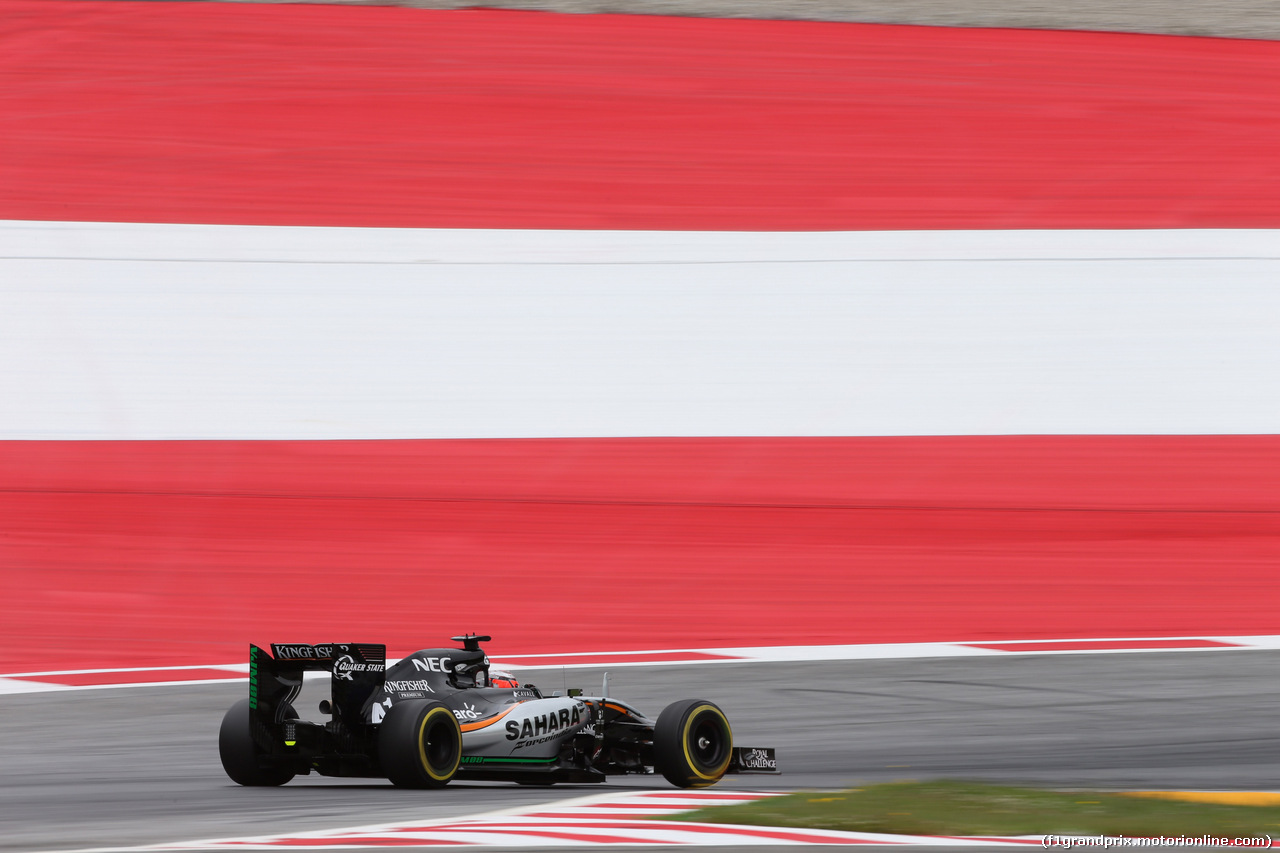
[488,668,520,689]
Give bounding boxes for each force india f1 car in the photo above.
[219,635,779,789]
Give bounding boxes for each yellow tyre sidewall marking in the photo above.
[681,704,732,782]
[417,707,461,782]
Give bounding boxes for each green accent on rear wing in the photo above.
[248,644,268,710]
[249,650,256,710]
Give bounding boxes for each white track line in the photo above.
[4,636,1280,695]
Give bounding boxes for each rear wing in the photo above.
[249,643,386,728]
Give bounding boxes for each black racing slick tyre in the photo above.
[219,698,296,787]
[378,699,462,788]
[653,699,733,788]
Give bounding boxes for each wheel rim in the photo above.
[418,710,460,780]
[687,710,729,774]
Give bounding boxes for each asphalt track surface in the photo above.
[4,651,1280,852]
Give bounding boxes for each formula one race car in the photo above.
[219,635,778,788]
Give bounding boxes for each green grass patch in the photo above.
[669,780,1280,838]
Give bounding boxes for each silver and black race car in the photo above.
[219,635,778,789]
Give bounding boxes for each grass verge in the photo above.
[669,780,1280,838]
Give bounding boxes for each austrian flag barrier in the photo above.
[3,3,1280,672]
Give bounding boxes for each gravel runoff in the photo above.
[200,0,1280,41]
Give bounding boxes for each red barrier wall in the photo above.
[2,1,1280,229]
[3,438,1278,671]
[3,5,1278,671]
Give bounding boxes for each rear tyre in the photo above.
[653,699,733,788]
[219,698,296,786]
[378,700,462,788]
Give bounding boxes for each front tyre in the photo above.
[653,699,733,788]
[219,698,296,786]
[378,700,462,788]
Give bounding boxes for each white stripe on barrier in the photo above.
[4,221,1280,439]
